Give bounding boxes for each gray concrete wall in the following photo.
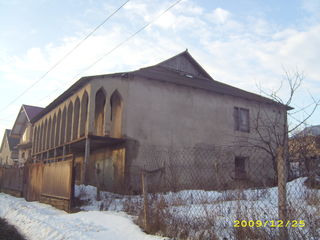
[31,76,129,191]
[89,76,129,137]
[124,76,287,192]
[32,76,129,154]
[30,72,286,193]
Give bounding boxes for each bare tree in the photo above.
[238,70,319,177]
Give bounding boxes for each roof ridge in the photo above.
[137,65,213,82]
[134,66,292,110]
[153,50,213,80]
[22,104,44,109]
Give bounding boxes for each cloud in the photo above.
[301,0,320,15]
[210,8,231,24]
[0,0,319,131]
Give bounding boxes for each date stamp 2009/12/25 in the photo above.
[234,220,305,228]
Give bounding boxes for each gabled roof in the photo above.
[0,129,19,152]
[133,64,289,108]
[156,50,213,80]
[296,125,320,137]
[0,129,10,152]
[23,105,44,122]
[32,50,291,122]
[11,104,44,136]
[136,50,292,109]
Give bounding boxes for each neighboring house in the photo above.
[289,126,320,179]
[0,129,19,166]
[296,125,320,136]
[30,50,289,193]
[10,105,44,165]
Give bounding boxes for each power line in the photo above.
[73,0,183,80]
[32,0,184,108]
[0,118,13,123]
[0,0,130,113]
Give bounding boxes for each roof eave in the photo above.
[31,72,125,123]
[133,69,290,109]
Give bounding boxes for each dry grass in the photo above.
[74,181,319,240]
[135,193,219,240]
[304,189,319,206]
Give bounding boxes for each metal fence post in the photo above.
[141,170,149,232]
[83,138,90,184]
[277,146,289,240]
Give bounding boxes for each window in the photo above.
[235,156,247,180]
[22,128,28,142]
[234,107,250,132]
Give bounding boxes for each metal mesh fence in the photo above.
[1,143,319,239]
[128,145,320,240]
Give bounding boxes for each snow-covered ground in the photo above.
[0,177,319,240]
[75,177,320,240]
[0,193,167,240]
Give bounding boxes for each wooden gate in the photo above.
[24,158,74,212]
[40,158,73,212]
[24,163,43,201]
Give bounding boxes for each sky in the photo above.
[0,0,319,138]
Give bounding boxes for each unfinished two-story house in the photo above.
[30,50,289,193]
[289,126,320,181]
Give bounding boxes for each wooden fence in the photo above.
[24,163,43,201]
[0,167,24,197]
[0,158,74,212]
[40,159,73,211]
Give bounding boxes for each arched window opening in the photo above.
[36,125,41,153]
[94,88,106,136]
[80,91,88,137]
[60,107,67,145]
[110,90,123,138]
[66,102,73,142]
[43,120,47,151]
[47,118,52,149]
[33,127,38,154]
[55,110,61,147]
[73,98,80,140]
[51,115,56,148]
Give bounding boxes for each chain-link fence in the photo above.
[123,145,320,240]
[2,143,318,239]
